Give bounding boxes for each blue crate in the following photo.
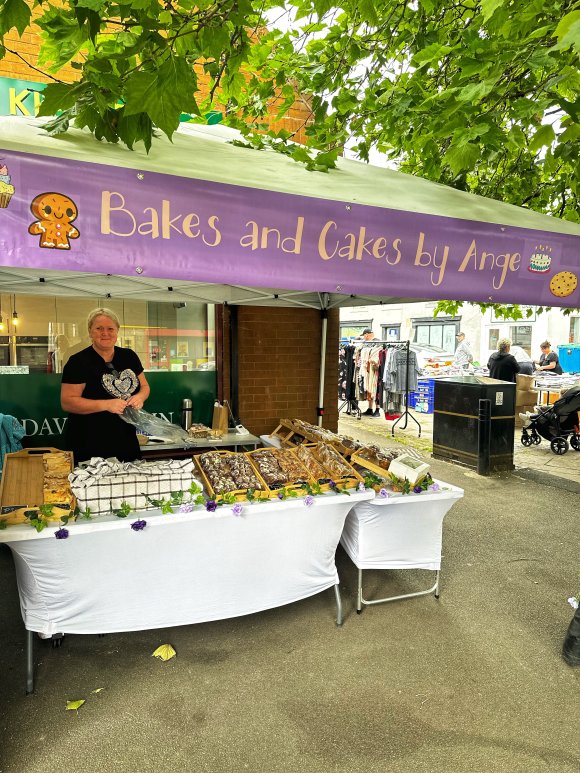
[417,378,436,388]
[414,392,435,413]
[558,345,580,373]
[407,391,417,409]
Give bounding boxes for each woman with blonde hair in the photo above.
[487,338,520,383]
[61,307,150,464]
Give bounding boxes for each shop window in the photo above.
[0,294,215,374]
[510,325,532,351]
[381,325,400,341]
[570,317,580,343]
[413,318,459,352]
[340,322,371,340]
[489,328,500,350]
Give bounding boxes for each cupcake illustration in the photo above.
[0,163,15,208]
[527,244,552,273]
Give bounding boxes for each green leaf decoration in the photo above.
[152,643,176,661]
[0,0,31,36]
[113,501,133,518]
[66,699,86,711]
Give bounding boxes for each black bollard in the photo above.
[477,398,492,476]
[562,605,580,666]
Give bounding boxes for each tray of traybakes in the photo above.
[194,450,270,502]
[245,448,313,494]
[350,446,403,479]
[294,442,364,490]
[0,448,75,526]
[270,418,362,458]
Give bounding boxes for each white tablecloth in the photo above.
[340,482,464,570]
[0,490,373,637]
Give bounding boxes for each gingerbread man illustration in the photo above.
[28,192,80,249]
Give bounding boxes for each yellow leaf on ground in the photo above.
[91,688,105,694]
[152,643,176,661]
[66,699,85,711]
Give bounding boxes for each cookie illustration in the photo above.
[549,271,578,298]
[28,192,80,249]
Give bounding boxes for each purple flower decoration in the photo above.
[54,527,69,540]
[428,482,440,492]
[413,485,423,494]
[277,492,285,500]
[378,488,389,498]
[179,502,194,513]
[131,519,147,531]
[232,503,244,517]
[304,495,315,507]
[358,482,366,491]
[328,480,337,489]
[205,500,217,512]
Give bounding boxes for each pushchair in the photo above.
[520,385,580,455]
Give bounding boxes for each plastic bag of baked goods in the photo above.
[120,406,193,444]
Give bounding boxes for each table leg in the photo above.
[357,569,441,611]
[334,584,343,626]
[26,629,34,694]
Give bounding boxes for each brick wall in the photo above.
[226,306,339,437]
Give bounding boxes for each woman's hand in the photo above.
[126,395,144,410]
[105,398,129,415]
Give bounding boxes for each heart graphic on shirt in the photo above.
[102,368,138,399]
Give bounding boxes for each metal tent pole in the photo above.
[317,308,328,427]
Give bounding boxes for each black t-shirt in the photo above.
[62,346,144,464]
[539,352,563,375]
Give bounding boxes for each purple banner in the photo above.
[0,149,579,307]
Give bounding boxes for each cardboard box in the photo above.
[516,389,537,407]
[0,448,74,526]
[516,374,535,390]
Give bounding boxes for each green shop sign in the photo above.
[0,77,46,117]
[0,371,216,449]
[0,77,222,122]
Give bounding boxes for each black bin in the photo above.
[432,376,516,473]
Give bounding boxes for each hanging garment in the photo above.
[0,414,25,475]
[366,346,381,404]
[388,349,421,393]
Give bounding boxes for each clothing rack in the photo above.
[339,340,422,437]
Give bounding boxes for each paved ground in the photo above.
[341,406,580,493]
[0,413,579,773]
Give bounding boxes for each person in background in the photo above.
[61,307,150,465]
[360,328,381,417]
[509,344,534,375]
[534,340,563,375]
[487,338,520,382]
[453,332,473,370]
